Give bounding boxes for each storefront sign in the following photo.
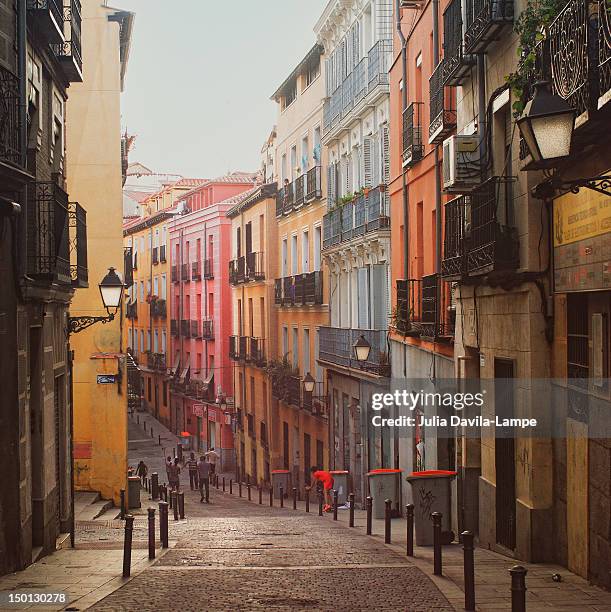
[554,188,611,247]
[192,404,204,417]
[97,374,116,384]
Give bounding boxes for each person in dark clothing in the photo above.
[136,460,148,485]
[168,457,181,491]
[197,456,211,503]
[187,452,199,490]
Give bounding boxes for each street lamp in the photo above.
[302,372,316,394]
[68,267,124,334]
[353,335,371,363]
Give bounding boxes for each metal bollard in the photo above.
[151,472,159,500]
[172,491,178,521]
[147,507,156,560]
[120,489,126,520]
[137,415,140,424]
[462,531,475,611]
[384,499,392,543]
[158,434,161,446]
[159,501,169,548]
[333,490,338,521]
[318,492,323,516]
[280,486,284,508]
[168,488,173,509]
[239,481,242,497]
[258,486,262,505]
[510,565,527,612]
[247,483,251,501]
[150,428,153,438]
[292,487,297,510]
[269,486,273,507]
[349,493,355,527]
[222,477,226,492]
[366,496,373,535]
[229,479,233,495]
[122,514,134,577]
[143,421,146,431]
[432,512,443,576]
[406,504,414,557]
[305,487,310,513]
[178,491,185,519]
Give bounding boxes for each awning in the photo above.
[179,366,190,384]
[202,371,214,391]
[171,356,180,377]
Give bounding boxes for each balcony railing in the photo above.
[318,327,390,377]
[191,320,201,338]
[429,62,457,144]
[229,335,239,360]
[275,271,324,306]
[322,186,389,250]
[68,201,88,288]
[150,298,167,319]
[368,39,392,90]
[305,166,322,201]
[147,352,166,372]
[192,260,201,281]
[276,167,322,217]
[294,173,305,206]
[27,181,71,285]
[171,265,179,283]
[246,251,265,281]
[464,0,513,54]
[159,245,166,263]
[395,275,455,340]
[181,263,189,281]
[442,0,473,86]
[202,319,214,339]
[152,247,159,265]
[27,0,64,44]
[441,195,468,280]
[276,182,294,216]
[248,337,266,366]
[203,258,213,279]
[229,257,245,284]
[52,0,83,82]
[0,66,22,167]
[170,319,179,336]
[126,300,138,320]
[402,102,424,167]
[181,319,190,337]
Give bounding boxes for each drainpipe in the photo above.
[17,0,27,283]
[433,0,441,383]
[477,55,486,171]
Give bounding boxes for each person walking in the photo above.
[197,455,211,503]
[168,457,181,491]
[136,460,148,485]
[187,452,199,490]
[204,447,220,476]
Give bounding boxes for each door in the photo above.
[495,358,516,550]
[245,222,252,255]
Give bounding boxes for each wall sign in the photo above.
[97,374,117,384]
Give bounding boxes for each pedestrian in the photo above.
[165,456,172,482]
[197,455,211,503]
[136,460,148,485]
[310,466,334,512]
[187,452,199,490]
[204,447,220,475]
[168,457,181,491]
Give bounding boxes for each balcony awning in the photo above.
[202,371,214,391]
[179,366,190,384]
[170,357,180,377]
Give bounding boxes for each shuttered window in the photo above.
[327,163,337,205]
[362,138,373,188]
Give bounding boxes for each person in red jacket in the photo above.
[310,466,334,512]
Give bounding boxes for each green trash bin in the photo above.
[367,469,403,519]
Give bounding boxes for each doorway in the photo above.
[29,326,43,549]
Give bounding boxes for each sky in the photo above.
[118,0,328,179]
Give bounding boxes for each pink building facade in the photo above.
[169,174,258,470]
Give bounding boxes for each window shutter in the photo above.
[353,22,360,67]
[346,154,353,194]
[372,133,380,186]
[363,138,372,188]
[372,263,389,331]
[327,163,336,206]
[358,267,369,329]
[382,125,390,186]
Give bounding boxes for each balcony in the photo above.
[367,39,391,92]
[318,327,390,377]
[441,195,468,280]
[464,0,513,54]
[276,182,294,216]
[171,265,179,283]
[27,181,71,285]
[442,0,474,86]
[246,252,265,281]
[180,263,189,281]
[229,335,239,360]
[126,300,138,320]
[0,66,22,168]
[203,258,213,279]
[402,102,424,167]
[229,257,245,285]
[68,202,88,288]
[239,335,248,360]
[395,275,455,340]
[248,337,266,366]
[322,186,389,250]
[170,319,179,337]
[305,166,322,201]
[247,413,255,439]
[302,381,327,417]
[190,320,201,339]
[150,298,167,319]
[147,352,167,372]
[180,319,190,337]
[275,271,323,306]
[294,173,305,206]
[152,247,159,265]
[27,0,64,44]
[202,319,214,339]
[429,62,457,144]
[52,0,83,82]
[159,245,166,263]
[192,260,201,281]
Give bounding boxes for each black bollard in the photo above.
[510,565,527,612]
[258,486,262,505]
[222,477,226,492]
[292,487,297,510]
[178,492,185,519]
[239,481,242,497]
[168,488,173,509]
[120,489,126,520]
[122,514,134,577]
[366,496,372,535]
[269,486,273,507]
[172,491,178,521]
[229,479,233,495]
[305,487,310,513]
[349,493,355,527]
[432,512,442,576]
[384,499,392,543]
[158,434,161,446]
[159,501,169,548]
[247,484,251,501]
[318,492,323,516]
[462,531,475,611]
[280,486,284,508]
[143,421,146,432]
[147,507,156,560]
[137,415,140,424]
[406,504,414,557]
[150,428,153,439]
[151,472,159,500]
[333,490,338,521]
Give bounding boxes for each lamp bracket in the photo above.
[532,175,611,199]
[68,313,115,335]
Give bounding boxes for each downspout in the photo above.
[17,0,27,286]
[433,0,441,382]
[477,55,486,170]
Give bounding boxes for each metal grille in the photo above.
[441,195,468,280]
[429,61,457,143]
[567,294,589,383]
[599,0,611,100]
[402,103,424,167]
[464,0,513,54]
[69,202,88,288]
[0,66,21,166]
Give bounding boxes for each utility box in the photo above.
[367,469,403,519]
[127,475,141,509]
[330,471,352,505]
[271,470,291,499]
[406,470,457,546]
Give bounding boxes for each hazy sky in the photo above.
[118,0,328,179]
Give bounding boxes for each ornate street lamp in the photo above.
[68,267,124,334]
[302,372,316,394]
[353,335,371,363]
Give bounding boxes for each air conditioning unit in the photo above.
[400,0,425,7]
[442,135,482,193]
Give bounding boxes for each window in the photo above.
[140,281,144,300]
[161,274,167,299]
[282,79,297,110]
[51,89,64,172]
[302,230,309,273]
[162,330,166,354]
[147,331,151,351]
[154,330,159,353]
[146,279,151,297]
[282,326,288,359]
[290,145,297,178]
[153,276,159,296]
[301,135,309,172]
[314,226,321,271]
[281,153,287,182]
[313,127,321,163]
[154,229,159,248]
[292,327,299,370]
[305,57,320,87]
[303,328,310,375]
[163,381,168,406]
[291,234,298,275]
[282,238,288,277]
[128,329,132,349]
[140,330,144,352]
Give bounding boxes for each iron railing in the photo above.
[275,271,323,306]
[368,39,392,89]
[126,300,138,320]
[152,247,159,264]
[150,298,167,319]
[27,0,64,43]
[180,319,190,337]
[160,245,166,262]
[294,173,305,206]
[190,320,201,338]
[402,102,424,167]
[239,336,248,360]
[442,0,473,85]
[276,183,294,216]
[0,66,22,166]
[170,319,179,336]
[68,201,88,288]
[249,337,266,366]
[305,166,322,201]
[599,0,611,104]
[318,327,390,376]
[202,319,214,339]
[27,181,71,284]
[464,0,513,54]
[171,265,179,283]
[429,61,457,144]
[246,251,265,281]
[147,352,166,371]
[181,263,189,281]
[203,258,213,279]
[52,0,83,82]
[229,257,245,284]
[441,195,468,280]
[229,335,239,360]
[192,260,201,281]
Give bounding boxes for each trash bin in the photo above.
[367,469,403,519]
[127,475,141,509]
[330,471,352,505]
[179,432,191,451]
[271,470,291,499]
[405,470,457,546]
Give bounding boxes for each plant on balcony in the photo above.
[265,357,298,402]
[504,0,566,116]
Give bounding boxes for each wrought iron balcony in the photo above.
[203,258,213,279]
[442,0,473,86]
[150,298,167,319]
[152,247,159,265]
[27,0,64,44]
[190,320,201,338]
[276,183,294,216]
[275,271,323,307]
[305,166,322,201]
[68,201,88,288]
[27,181,71,285]
[202,319,214,339]
[304,270,323,304]
[367,39,392,90]
[429,61,457,144]
[229,335,239,360]
[286,375,302,408]
[249,337,266,366]
[229,257,245,285]
[318,327,391,377]
[192,260,201,281]
[171,265,179,283]
[441,195,468,280]
[147,352,166,372]
[0,66,22,168]
[274,278,283,305]
[180,319,190,337]
[170,319,179,336]
[239,335,248,360]
[294,173,305,206]
[159,245,166,263]
[402,103,424,167]
[246,251,265,281]
[52,0,83,82]
[126,300,138,320]
[180,263,189,281]
[464,0,513,55]
[301,381,327,417]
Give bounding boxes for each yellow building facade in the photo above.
[66,1,134,503]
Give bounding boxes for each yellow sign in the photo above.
[554,186,611,247]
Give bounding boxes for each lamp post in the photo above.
[353,334,371,365]
[302,372,316,394]
[68,267,125,334]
